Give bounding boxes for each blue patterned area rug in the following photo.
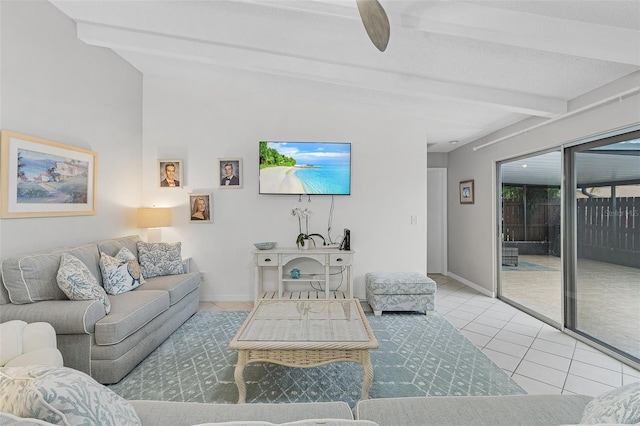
[109,311,525,407]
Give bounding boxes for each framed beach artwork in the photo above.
[0,130,97,218]
[159,160,182,188]
[459,179,475,204]
[188,193,212,223]
[218,158,242,189]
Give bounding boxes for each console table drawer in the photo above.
[330,253,351,266]
[257,254,277,266]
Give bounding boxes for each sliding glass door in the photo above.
[498,150,562,325]
[565,132,640,363]
[498,129,639,367]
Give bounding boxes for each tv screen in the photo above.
[259,141,351,195]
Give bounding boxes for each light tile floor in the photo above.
[200,274,640,397]
[430,274,640,397]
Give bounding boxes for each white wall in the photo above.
[142,73,429,301]
[0,0,142,258]
[446,74,640,294]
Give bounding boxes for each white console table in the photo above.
[253,248,354,300]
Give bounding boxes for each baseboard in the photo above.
[446,271,495,298]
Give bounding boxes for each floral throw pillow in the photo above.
[100,247,145,295]
[580,381,640,424]
[136,241,184,278]
[0,365,141,426]
[57,253,111,314]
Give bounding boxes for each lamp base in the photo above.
[147,228,162,243]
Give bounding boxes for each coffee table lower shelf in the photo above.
[234,347,374,404]
[259,290,349,300]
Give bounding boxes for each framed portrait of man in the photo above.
[188,193,212,223]
[218,158,242,189]
[159,160,183,188]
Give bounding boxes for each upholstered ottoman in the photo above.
[365,272,436,316]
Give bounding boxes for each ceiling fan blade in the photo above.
[356,0,390,52]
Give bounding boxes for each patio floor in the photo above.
[501,254,640,361]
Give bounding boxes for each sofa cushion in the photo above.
[137,242,184,278]
[139,272,199,306]
[0,412,55,425]
[94,290,169,345]
[580,381,640,424]
[97,235,141,259]
[129,400,355,424]
[1,244,101,304]
[56,253,111,314]
[0,365,141,426]
[193,421,379,426]
[100,247,145,295]
[355,394,593,426]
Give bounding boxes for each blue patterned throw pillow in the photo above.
[0,365,141,426]
[580,381,640,424]
[100,247,145,295]
[137,241,184,278]
[56,253,111,314]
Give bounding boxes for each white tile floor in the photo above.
[430,274,640,396]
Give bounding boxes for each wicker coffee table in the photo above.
[229,299,378,403]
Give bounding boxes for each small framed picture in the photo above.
[459,179,474,204]
[188,193,212,223]
[159,160,182,188]
[218,158,242,189]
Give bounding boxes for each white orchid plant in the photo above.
[291,207,325,248]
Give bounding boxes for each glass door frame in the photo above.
[563,128,640,368]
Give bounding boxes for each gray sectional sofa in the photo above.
[0,235,200,384]
[130,394,595,425]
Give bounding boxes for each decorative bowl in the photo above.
[254,242,277,250]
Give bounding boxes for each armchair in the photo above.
[0,320,63,367]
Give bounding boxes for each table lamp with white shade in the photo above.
[137,207,171,243]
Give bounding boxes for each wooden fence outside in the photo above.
[503,197,639,267]
[577,197,639,267]
[503,200,560,242]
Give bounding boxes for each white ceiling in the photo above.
[49,0,640,152]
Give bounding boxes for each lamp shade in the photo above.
[137,208,171,228]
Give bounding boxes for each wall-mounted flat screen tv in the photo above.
[259,141,351,195]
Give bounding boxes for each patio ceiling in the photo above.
[501,139,640,187]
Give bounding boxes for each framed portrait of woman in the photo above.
[188,193,212,223]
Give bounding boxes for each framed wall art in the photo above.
[218,158,242,189]
[188,193,212,223]
[459,179,475,204]
[0,130,97,218]
[159,160,182,188]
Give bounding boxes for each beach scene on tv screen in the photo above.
[259,141,351,195]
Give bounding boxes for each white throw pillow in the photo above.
[137,241,184,278]
[100,247,145,295]
[56,253,111,314]
[0,365,141,426]
[580,381,640,424]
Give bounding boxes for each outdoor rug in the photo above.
[108,311,525,407]
[502,260,557,272]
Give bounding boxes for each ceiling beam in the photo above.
[241,1,640,66]
[406,3,640,67]
[77,22,567,117]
